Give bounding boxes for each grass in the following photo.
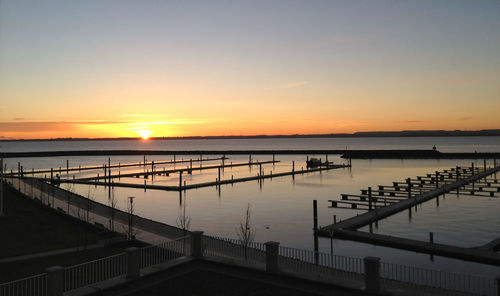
[0,182,147,283]
[0,182,103,258]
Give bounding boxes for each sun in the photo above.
[139,130,152,140]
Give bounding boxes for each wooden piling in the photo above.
[313,200,318,231]
[368,187,373,211]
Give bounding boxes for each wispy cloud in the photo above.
[395,120,425,124]
[278,81,309,89]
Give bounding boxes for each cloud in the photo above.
[278,81,309,89]
[395,120,425,124]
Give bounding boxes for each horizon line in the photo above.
[2,129,500,142]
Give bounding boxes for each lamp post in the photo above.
[128,196,136,240]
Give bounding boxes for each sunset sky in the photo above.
[1,0,499,139]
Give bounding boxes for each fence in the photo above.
[140,236,191,269]
[278,246,364,282]
[0,274,47,296]
[203,235,266,266]
[64,253,127,292]
[380,261,497,296]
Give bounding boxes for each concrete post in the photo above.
[126,247,140,279]
[364,256,381,293]
[46,266,64,296]
[265,241,280,273]
[495,275,500,296]
[191,231,204,258]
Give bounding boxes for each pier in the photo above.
[54,164,349,191]
[316,165,500,266]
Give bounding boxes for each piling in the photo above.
[407,178,412,198]
[292,161,295,172]
[368,187,373,211]
[436,171,439,188]
[313,200,318,231]
[218,167,221,183]
[484,159,487,171]
[179,172,182,188]
[429,232,434,244]
[66,160,69,173]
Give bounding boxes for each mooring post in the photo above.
[456,166,460,181]
[249,154,252,163]
[50,168,54,183]
[407,178,412,198]
[66,160,69,173]
[429,232,434,244]
[190,158,192,169]
[436,171,439,189]
[471,162,475,175]
[273,154,275,163]
[152,160,154,174]
[313,200,318,231]
[143,155,146,166]
[484,159,487,171]
[292,161,295,172]
[218,167,221,183]
[173,154,176,162]
[326,154,328,163]
[368,187,372,211]
[259,163,262,177]
[179,171,182,188]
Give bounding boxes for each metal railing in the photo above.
[278,246,364,281]
[64,252,127,292]
[381,261,496,296]
[203,235,266,266]
[140,236,191,269]
[0,273,47,296]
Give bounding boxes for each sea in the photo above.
[1,136,500,277]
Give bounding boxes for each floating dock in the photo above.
[316,165,500,266]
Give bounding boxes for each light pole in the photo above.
[128,196,136,240]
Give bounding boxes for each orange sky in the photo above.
[1,1,499,140]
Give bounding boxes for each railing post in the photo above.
[46,266,64,296]
[364,256,381,294]
[496,275,500,296]
[126,247,140,279]
[191,231,204,258]
[265,241,280,273]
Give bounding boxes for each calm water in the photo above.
[2,137,500,277]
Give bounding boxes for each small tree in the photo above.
[176,197,192,254]
[237,203,256,260]
[64,183,75,214]
[108,184,118,231]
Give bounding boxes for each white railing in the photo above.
[0,273,47,296]
[64,252,127,292]
[203,235,266,266]
[381,261,496,296]
[140,236,191,269]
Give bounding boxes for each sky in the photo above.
[1,0,499,139]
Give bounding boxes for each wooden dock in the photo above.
[5,156,226,176]
[320,166,500,232]
[71,160,279,181]
[316,165,500,266]
[55,164,349,191]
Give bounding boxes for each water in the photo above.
[2,137,500,277]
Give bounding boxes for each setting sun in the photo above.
[139,130,152,140]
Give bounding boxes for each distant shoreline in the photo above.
[1,129,500,142]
